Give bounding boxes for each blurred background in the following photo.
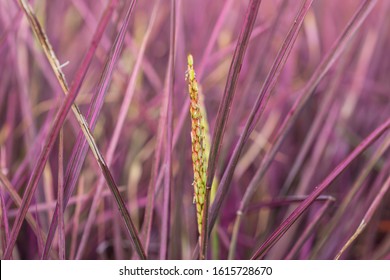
[0,0,389,259]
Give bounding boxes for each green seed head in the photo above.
[187,54,194,67]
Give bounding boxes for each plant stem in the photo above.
[201,0,262,260]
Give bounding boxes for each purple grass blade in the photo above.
[197,0,234,78]
[241,0,379,212]
[9,110,53,198]
[207,0,313,246]
[335,174,390,259]
[0,10,22,51]
[42,0,147,260]
[201,0,262,260]
[267,100,340,258]
[311,129,390,258]
[57,129,65,260]
[40,0,119,259]
[160,0,176,260]
[0,164,58,259]
[220,0,288,167]
[69,177,84,260]
[285,198,334,259]
[251,117,390,259]
[204,0,262,194]
[280,53,348,194]
[4,1,109,259]
[10,0,118,260]
[0,187,10,253]
[140,83,166,250]
[369,162,390,260]
[229,195,335,259]
[246,195,336,212]
[224,0,378,260]
[74,0,160,259]
[2,108,57,255]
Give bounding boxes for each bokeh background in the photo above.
[0,0,389,259]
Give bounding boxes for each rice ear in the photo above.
[186,54,207,235]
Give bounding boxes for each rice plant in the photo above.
[0,0,389,260]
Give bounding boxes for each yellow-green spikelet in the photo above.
[186,54,207,235]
